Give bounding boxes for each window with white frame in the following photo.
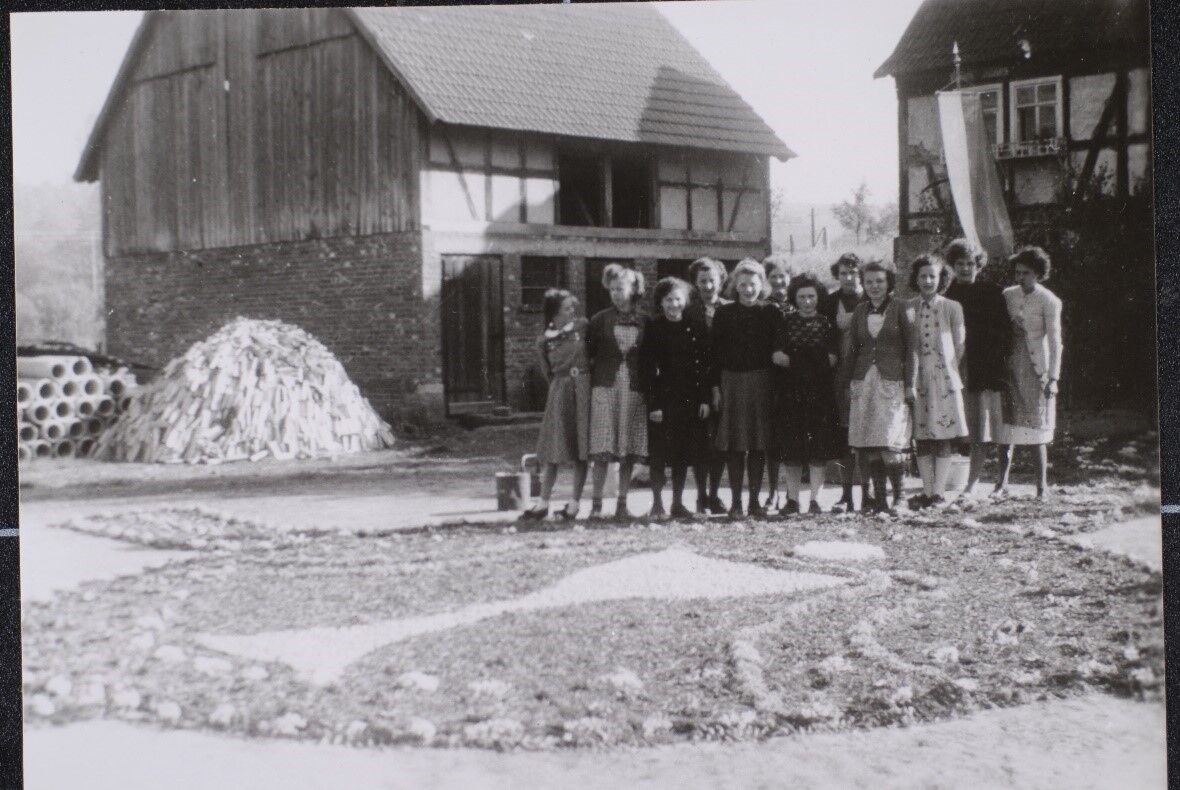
[1011,77,1063,142]
[961,84,1003,146]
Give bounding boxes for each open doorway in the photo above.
[557,152,603,226]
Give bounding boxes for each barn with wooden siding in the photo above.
[76,6,793,424]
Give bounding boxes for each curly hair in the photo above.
[601,263,645,301]
[907,254,952,293]
[860,259,896,294]
[830,252,863,280]
[725,258,769,300]
[762,254,792,280]
[652,276,693,310]
[688,256,728,288]
[542,288,576,327]
[1008,245,1052,280]
[787,273,824,309]
[943,238,987,269]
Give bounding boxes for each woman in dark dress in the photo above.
[942,238,1011,496]
[639,277,711,519]
[710,259,781,518]
[821,253,870,511]
[772,274,841,514]
[762,255,794,512]
[685,257,732,514]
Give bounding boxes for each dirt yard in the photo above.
[18,410,1165,787]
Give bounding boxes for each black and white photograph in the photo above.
[9,1,1168,787]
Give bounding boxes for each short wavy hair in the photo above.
[601,263,645,302]
[860,259,896,294]
[652,276,693,309]
[542,288,576,327]
[725,258,769,299]
[830,252,863,280]
[943,238,987,269]
[688,256,728,287]
[908,254,952,293]
[1009,245,1052,280]
[787,273,824,309]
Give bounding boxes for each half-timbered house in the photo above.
[75,6,793,422]
[876,0,1150,274]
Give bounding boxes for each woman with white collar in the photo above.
[995,246,1063,498]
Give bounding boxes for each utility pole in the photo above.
[810,207,816,247]
[952,40,962,89]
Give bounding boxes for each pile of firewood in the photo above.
[91,318,395,464]
[17,356,137,461]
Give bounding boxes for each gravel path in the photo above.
[24,694,1165,790]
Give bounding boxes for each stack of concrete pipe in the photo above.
[16,355,137,462]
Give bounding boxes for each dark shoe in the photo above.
[559,502,579,521]
[708,496,727,515]
[696,498,709,515]
[728,503,744,519]
[929,494,947,508]
[648,504,667,520]
[783,499,800,516]
[808,500,823,515]
[589,500,604,520]
[670,503,694,519]
[907,494,929,511]
[748,504,767,519]
[520,504,548,521]
[614,503,635,522]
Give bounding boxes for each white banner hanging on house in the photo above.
[937,90,1015,262]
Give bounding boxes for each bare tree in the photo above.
[832,182,873,245]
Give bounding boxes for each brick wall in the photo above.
[104,232,444,427]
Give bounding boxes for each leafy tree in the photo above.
[867,202,899,242]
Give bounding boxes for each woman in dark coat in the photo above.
[684,256,732,514]
[639,277,711,519]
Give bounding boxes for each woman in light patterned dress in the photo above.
[995,246,1063,498]
[587,264,648,519]
[907,254,968,509]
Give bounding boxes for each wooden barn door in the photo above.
[441,255,505,415]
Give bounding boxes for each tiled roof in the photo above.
[875,0,1148,78]
[349,4,794,160]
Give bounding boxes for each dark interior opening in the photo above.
[557,152,603,227]
[611,154,653,229]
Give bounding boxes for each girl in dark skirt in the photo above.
[710,259,781,518]
[771,274,842,515]
[639,277,711,519]
[521,289,590,521]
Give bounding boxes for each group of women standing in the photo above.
[522,241,1063,521]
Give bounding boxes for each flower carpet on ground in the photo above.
[23,467,1163,751]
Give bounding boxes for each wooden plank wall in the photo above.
[102,8,422,256]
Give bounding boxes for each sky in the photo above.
[10,0,924,205]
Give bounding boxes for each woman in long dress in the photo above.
[521,289,590,521]
[839,261,917,514]
[995,246,1063,498]
[771,274,841,515]
[908,254,968,508]
[587,263,649,519]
